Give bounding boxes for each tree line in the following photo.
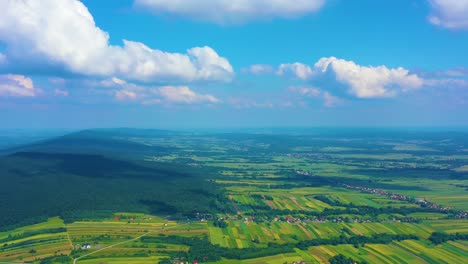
[151,233,419,263]
[429,232,468,244]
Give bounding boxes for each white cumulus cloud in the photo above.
[242,64,274,75]
[428,0,468,29]
[314,57,423,98]
[157,86,220,104]
[0,0,234,83]
[0,74,38,97]
[289,86,341,107]
[289,86,321,97]
[115,90,138,101]
[277,63,313,80]
[100,77,128,87]
[134,0,325,24]
[99,78,220,104]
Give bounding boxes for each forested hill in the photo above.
[0,128,179,159]
[0,129,228,231]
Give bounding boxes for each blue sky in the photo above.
[0,0,467,128]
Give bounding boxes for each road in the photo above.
[72,223,188,264]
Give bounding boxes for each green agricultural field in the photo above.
[78,256,165,264]
[0,217,72,263]
[208,220,443,248]
[1,129,467,263]
[306,240,468,264]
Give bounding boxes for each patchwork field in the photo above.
[307,240,468,264]
[208,218,468,249]
[0,217,72,263]
[1,129,467,263]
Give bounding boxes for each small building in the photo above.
[81,243,91,249]
[415,198,427,204]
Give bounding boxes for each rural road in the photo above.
[72,223,188,264]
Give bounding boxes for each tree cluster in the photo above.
[429,232,468,245]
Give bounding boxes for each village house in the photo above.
[81,243,91,249]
